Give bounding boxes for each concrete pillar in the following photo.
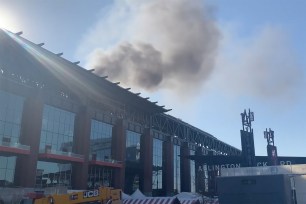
[71,106,92,189]
[140,128,153,195]
[181,142,191,192]
[163,137,174,196]
[15,92,44,187]
[111,119,126,189]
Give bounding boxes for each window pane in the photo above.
[152,138,163,190]
[36,161,72,188]
[0,92,23,141]
[174,145,181,193]
[126,131,141,162]
[89,120,113,161]
[39,105,75,152]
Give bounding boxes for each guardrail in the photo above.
[89,154,122,164]
[0,140,30,151]
[39,148,84,159]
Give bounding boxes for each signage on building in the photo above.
[199,160,293,172]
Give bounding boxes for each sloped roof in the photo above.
[0,29,169,113]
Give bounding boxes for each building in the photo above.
[0,29,240,196]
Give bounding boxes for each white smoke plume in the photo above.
[212,25,304,102]
[85,0,220,94]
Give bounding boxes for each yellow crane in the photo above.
[20,187,122,204]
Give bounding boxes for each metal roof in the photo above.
[0,29,169,114]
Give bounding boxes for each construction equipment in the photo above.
[20,187,122,204]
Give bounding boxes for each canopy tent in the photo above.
[130,189,146,199]
[123,197,179,204]
[175,192,201,204]
[123,189,218,204]
[122,192,132,200]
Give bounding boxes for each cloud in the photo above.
[212,25,304,102]
[81,0,220,95]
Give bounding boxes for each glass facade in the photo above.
[125,130,141,162]
[196,164,209,193]
[190,150,196,192]
[173,145,181,193]
[0,90,24,187]
[125,130,141,193]
[36,161,72,188]
[0,90,223,193]
[88,166,113,189]
[152,138,163,190]
[204,164,209,192]
[0,90,24,144]
[0,156,16,186]
[40,105,75,153]
[90,120,113,161]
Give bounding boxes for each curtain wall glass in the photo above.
[90,120,113,161]
[40,105,75,152]
[125,130,141,162]
[152,138,163,190]
[0,90,24,187]
[0,90,24,144]
[88,166,113,189]
[36,161,72,188]
[190,150,196,192]
[173,145,181,193]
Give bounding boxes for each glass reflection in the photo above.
[40,105,75,153]
[36,161,72,188]
[87,166,113,189]
[152,138,163,190]
[173,145,181,193]
[126,131,141,162]
[90,120,113,161]
[0,90,24,144]
[0,156,16,187]
[0,90,24,187]
[190,150,196,192]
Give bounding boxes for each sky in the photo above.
[0,0,306,157]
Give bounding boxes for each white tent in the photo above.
[174,192,203,204]
[175,192,202,200]
[131,189,146,199]
[123,197,178,204]
[122,192,132,200]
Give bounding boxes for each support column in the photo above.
[140,128,153,196]
[195,147,204,194]
[15,92,44,187]
[207,150,217,196]
[180,142,191,192]
[163,137,174,196]
[71,106,92,189]
[112,119,126,189]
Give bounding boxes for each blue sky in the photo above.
[1,0,306,157]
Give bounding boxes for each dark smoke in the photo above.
[87,0,220,94]
[91,42,163,90]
